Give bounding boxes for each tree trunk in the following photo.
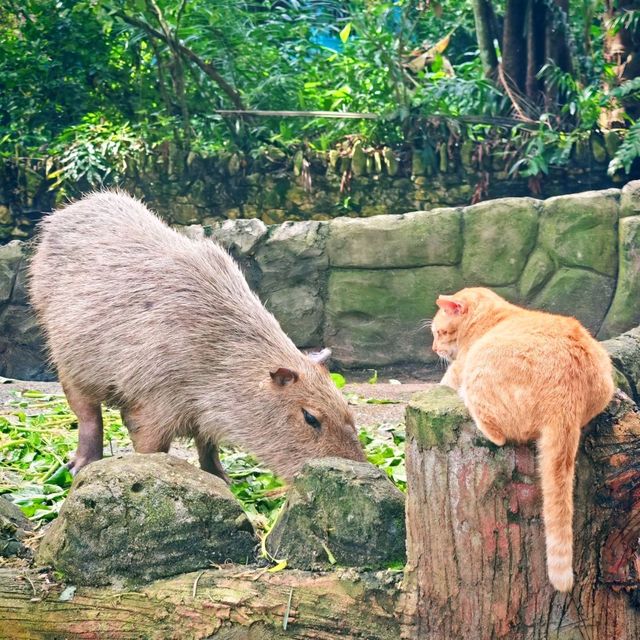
[471,0,499,77]
[603,0,640,125]
[0,566,401,639]
[401,386,640,639]
[502,0,527,93]
[525,0,546,103]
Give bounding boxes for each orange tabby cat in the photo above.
[431,287,614,592]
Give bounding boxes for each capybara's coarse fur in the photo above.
[431,287,614,592]
[29,191,365,480]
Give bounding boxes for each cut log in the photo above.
[401,386,640,639]
[0,565,402,639]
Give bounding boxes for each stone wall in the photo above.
[2,182,640,380]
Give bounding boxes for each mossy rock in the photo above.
[263,283,323,346]
[37,454,256,586]
[518,248,556,299]
[620,180,640,218]
[405,386,469,450]
[267,458,406,569]
[461,197,540,286]
[327,208,462,269]
[209,218,268,257]
[599,215,640,338]
[532,268,615,335]
[602,326,640,401]
[539,189,619,276]
[0,495,33,558]
[0,240,23,304]
[256,220,328,289]
[325,265,463,366]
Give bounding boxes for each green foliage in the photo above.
[2,0,640,188]
[0,390,129,521]
[608,121,640,174]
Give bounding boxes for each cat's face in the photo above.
[431,295,467,360]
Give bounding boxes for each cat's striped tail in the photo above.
[538,420,581,592]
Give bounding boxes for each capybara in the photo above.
[29,191,365,480]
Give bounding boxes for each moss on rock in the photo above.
[267,458,406,569]
[620,180,640,218]
[327,208,462,269]
[461,198,539,286]
[518,248,555,299]
[599,215,640,338]
[602,326,640,401]
[532,267,615,334]
[325,265,463,366]
[539,189,619,276]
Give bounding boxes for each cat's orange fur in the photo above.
[431,287,614,592]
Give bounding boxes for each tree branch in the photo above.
[115,11,246,111]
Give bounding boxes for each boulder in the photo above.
[599,215,640,338]
[461,198,539,286]
[325,265,463,366]
[255,220,328,290]
[602,326,640,401]
[267,458,406,569]
[209,218,268,257]
[327,208,462,269]
[263,284,323,346]
[0,240,23,304]
[532,268,615,335]
[37,454,256,586]
[518,248,555,299]
[0,496,33,558]
[539,189,619,276]
[620,180,640,217]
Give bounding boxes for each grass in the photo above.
[0,388,406,535]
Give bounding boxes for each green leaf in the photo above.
[330,372,346,389]
[321,541,337,564]
[368,370,378,385]
[268,559,288,572]
[45,465,73,488]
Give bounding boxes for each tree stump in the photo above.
[401,386,640,639]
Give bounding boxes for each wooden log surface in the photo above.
[0,565,402,639]
[401,387,640,640]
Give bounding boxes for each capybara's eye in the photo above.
[302,409,321,430]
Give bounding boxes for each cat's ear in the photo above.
[436,295,467,316]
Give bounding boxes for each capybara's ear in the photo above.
[436,295,467,316]
[308,348,331,366]
[270,368,300,387]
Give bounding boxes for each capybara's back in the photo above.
[30,191,364,478]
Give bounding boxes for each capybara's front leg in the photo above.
[62,381,104,475]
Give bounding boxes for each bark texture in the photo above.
[401,385,640,639]
[0,566,402,639]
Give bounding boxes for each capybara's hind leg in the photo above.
[122,406,171,454]
[195,435,230,483]
[62,382,104,475]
